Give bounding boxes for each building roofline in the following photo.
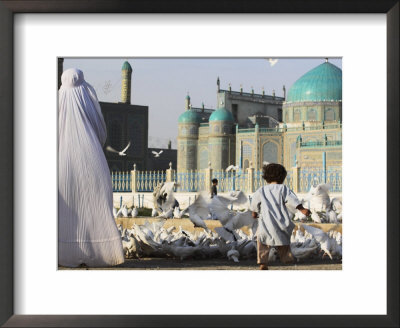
[219,89,285,100]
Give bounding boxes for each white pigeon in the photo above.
[310,210,322,223]
[239,240,256,258]
[217,190,249,208]
[116,206,124,218]
[209,197,254,229]
[209,197,235,225]
[154,181,179,213]
[331,197,342,212]
[106,141,131,156]
[121,205,128,217]
[227,249,240,262]
[326,209,338,223]
[290,243,318,260]
[226,165,239,172]
[268,58,278,67]
[304,183,332,212]
[224,210,255,231]
[302,224,337,260]
[131,207,139,218]
[152,150,163,157]
[188,211,209,230]
[214,227,236,242]
[161,244,200,260]
[173,206,188,219]
[151,208,158,217]
[293,210,307,221]
[122,236,140,258]
[188,192,213,229]
[158,208,173,219]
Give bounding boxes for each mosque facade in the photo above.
[177,60,342,172]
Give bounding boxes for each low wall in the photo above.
[113,191,342,210]
[115,217,342,234]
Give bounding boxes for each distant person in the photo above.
[58,68,124,268]
[211,178,218,198]
[250,163,311,270]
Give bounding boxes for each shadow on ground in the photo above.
[59,258,342,270]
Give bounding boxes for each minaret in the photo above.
[121,61,132,104]
[185,93,191,110]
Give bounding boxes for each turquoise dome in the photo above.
[209,108,234,122]
[122,61,132,71]
[178,110,201,124]
[286,62,342,103]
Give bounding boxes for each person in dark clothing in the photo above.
[211,178,218,198]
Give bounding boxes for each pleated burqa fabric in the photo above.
[58,68,124,267]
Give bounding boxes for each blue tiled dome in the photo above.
[178,110,202,123]
[286,62,342,103]
[122,61,132,71]
[209,107,234,122]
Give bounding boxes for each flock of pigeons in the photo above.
[114,181,342,263]
[293,184,342,224]
[118,219,342,263]
[106,140,164,158]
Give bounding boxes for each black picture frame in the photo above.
[0,1,398,327]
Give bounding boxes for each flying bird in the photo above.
[304,183,332,212]
[226,165,240,172]
[106,141,131,156]
[268,58,278,67]
[152,150,163,158]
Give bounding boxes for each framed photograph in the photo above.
[0,1,398,327]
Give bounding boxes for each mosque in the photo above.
[177,59,342,172]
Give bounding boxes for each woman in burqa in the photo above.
[58,68,124,267]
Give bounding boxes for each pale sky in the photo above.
[63,58,342,148]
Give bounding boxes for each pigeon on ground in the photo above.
[301,224,338,260]
[131,207,139,218]
[121,205,128,217]
[173,206,188,219]
[227,249,240,262]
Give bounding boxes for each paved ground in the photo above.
[60,257,342,270]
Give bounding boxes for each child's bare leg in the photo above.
[257,238,270,270]
[278,245,295,264]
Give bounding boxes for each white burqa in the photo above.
[58,68,124,267]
